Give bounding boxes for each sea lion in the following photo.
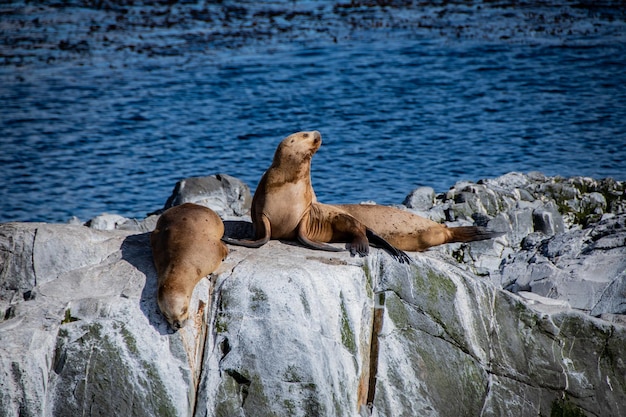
[336,203,503,252]
[151,203,228,329]
[222,131,410,263]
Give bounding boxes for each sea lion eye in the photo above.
[302,133,309,138]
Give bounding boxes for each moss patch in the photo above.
[52,321,179,417]
[550,396,586,417]
[362,263,374,298]
[250,287,268,312]
[339,292,357,356]
[61,308,79,324]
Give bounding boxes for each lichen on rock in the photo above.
[1,172,625,416]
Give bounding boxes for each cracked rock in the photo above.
[1,172,625,417]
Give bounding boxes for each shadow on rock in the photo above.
[223,220,254,239]
[120,232,172,336]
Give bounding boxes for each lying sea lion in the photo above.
[151,203,228,329]
[222,131,410,263]
[336,204,503,252]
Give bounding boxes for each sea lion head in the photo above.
[273,130,322,166]
[157,283,191,330]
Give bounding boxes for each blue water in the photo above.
[1,1,625,223]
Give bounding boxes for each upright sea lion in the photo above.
[222,131,410,263]
[151,203,228,329]
[336,204,503,252]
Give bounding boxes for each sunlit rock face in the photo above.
[405,172,626,320]
[1,172,625,417]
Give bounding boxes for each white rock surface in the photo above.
[1,219,625,417]
[2,172,625,416]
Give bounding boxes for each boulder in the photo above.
[501,214,626,314]
[163,174,252,218]
[2,172,625,416]
[0,223,198,417]
[402,186,435,211]
[81,174,252,233]
[1,220,625,417]
[411,173,626,311]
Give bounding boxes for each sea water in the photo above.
[1,1,625,222]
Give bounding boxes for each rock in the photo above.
[82,174,251,233]
[532,201,565,236]
[500,214,626,313]
[402,186,435,211]
[85,213,160,233]
[85,213,130,230]
[163,174,252,218]
[67,216,82,225]
[0,223,200,417]
[2,172,625,416]
[424,173,626,297]
[368,253,625,417]
[116,214,160,233]
[1,220,625,417]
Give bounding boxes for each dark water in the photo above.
[2,1,626,223]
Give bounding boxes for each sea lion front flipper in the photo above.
[365,229,412,264]
[222,215,271,248]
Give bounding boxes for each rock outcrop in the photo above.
[1,172,625,417]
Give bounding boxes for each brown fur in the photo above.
[151,203,228,329]
[223,131,410,263]
[336,204,502,252]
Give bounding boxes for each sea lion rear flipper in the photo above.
[222,215,271,248]
[447,226,505,244]
[366,229,412,264]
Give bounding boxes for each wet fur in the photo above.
[151,203,228,329]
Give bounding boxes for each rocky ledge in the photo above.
[1,172,625,417]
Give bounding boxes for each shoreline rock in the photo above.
[2,171,624,416]
[76,171,626,318]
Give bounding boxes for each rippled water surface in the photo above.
[2,1,625,222]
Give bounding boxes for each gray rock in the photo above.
[532,202,565,236]
[164,174,252,217]
[82,174,252,232]
[1,221,625,417]
[402,186,435,210]
[0,223,198,417]
[426,173,625,301]
[500,214,626,312]
[116,214,160,233]
[370,253,625,417]
[3,172,625,416]
[85,213,129,230]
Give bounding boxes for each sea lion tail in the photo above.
[448,226,504,244]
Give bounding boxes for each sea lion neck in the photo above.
[266,159,312,186]
[270,149,313,184]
